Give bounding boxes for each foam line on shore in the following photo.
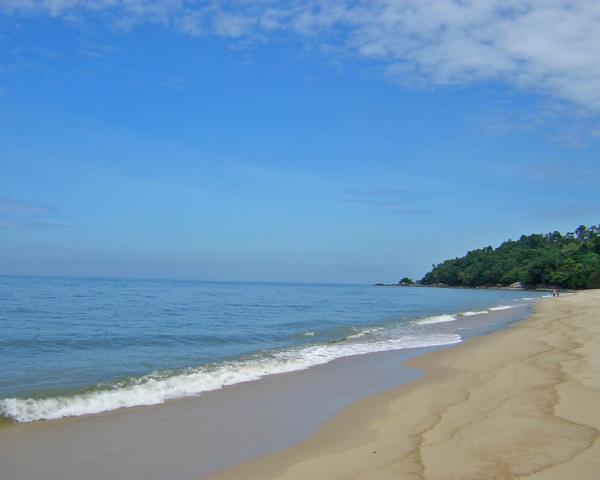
[203,291,600,480]
[0,298,540,424]
[0,333,461,423]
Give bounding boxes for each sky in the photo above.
[1,0,600,283]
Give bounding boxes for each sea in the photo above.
[0,276,549,424]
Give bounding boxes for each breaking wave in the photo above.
[415,314,457,325]
[0,333,461,423]
[460,310,490,316]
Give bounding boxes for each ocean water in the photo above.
[0,276,546,423]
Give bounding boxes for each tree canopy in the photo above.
[421,225,600,289]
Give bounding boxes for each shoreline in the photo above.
[0,343,449,480]
[0,300,536,480]
[0,289,536,424]
[375,283,572,292]
[206,290,600,480]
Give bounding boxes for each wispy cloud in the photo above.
[79,42,117,59]
[476,97,600,147]
[0,196,66,228]
[535,204,600,221]
[3,1,600,111]
[161,75,186,90]
[344,187,430,215]
[517,162,600,185]
[0,198,52,215]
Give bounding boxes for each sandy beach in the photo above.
[207,290,600,480]
[0,294,534,480]
[6,3,599,479]
[1,292,597,480]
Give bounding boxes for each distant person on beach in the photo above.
[552,289,557,297]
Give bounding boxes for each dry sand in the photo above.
[207,290,600,480]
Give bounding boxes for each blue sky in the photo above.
[1,1,599,283]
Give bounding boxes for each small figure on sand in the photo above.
[552,289,560,297]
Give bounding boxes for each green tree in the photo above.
[420,224,600,289]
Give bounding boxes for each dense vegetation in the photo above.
[421,225,600,289]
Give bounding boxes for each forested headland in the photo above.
[421,225,600,289]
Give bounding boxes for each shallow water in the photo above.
[0,276,545,422]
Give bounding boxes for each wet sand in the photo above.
[0,340,436,480]
[208,290,600,480]
[0,302,551,480]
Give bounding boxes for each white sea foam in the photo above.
[489,305,513,311]
[542,294,553,298]
[0,333,461,423]
[415,314,457,325]
[520,297,534,301]
[345,327,383,339]
[460,310,490,316]
[302,331,315,336]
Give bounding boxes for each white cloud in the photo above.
[2,1,600,109]
[212,11,254,38]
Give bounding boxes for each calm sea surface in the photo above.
[0,276,547,423]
